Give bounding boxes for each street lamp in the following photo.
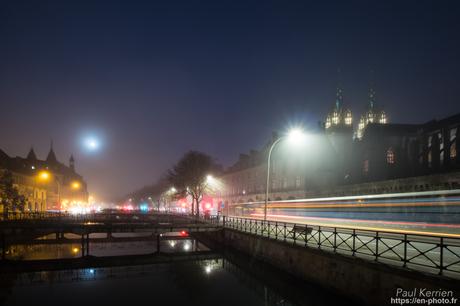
[71,181,81,190]
[264,128,306,221]
[37,170,62,210]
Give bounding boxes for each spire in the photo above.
[369,69,375,109]
[335,68,343,110]
[26,146,37,160]
[46,139,58,164]
[369,87,375,109]
[69,154,75,171]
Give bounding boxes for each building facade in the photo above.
[217,89,460,208]
[0,144,89,212]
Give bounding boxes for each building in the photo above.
[217,88,460,209]
[0,144,89,212]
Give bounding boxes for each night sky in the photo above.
[1,0,459,201]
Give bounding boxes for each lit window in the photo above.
[272,179,277,190]
[332,112,339,125]
[379,112,387,124]
[439,133,444,165]
[450,128,457,142]
[345,112,352,125]
[386,148,395,164]
[325,116,331,129]
[363,160,369,174]
[451,141,457,159]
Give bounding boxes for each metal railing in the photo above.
[221,216,460,278]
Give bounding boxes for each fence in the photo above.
[221,216,460,278]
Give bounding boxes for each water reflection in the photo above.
[6,234,207,260]
[0,253,348,306]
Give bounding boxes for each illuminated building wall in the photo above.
[0,144,89,212]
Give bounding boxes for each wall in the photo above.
[195,229,460,306]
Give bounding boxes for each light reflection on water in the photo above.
[6,232,207,260]
[1,234,349,306]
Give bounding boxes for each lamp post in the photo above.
[264,129,305,221]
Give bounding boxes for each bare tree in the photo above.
[0,170,27,219]
[168,151,220,216]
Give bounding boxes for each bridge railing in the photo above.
[222,216,460,278]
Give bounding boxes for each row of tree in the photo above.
[125,150,221,216]
[0,170,27,218]
[167,151,222,216]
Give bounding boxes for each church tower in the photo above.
[324,75,354,184]
[46,140,58,164]
[356,86,388,139]
[26,146,37,161]
[325,85,353,133]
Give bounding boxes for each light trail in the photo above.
[232,189,460,206]
[245,213,460,238]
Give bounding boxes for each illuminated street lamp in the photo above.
[264,128,306,221]
[71,181,81,190]
[38,170,50,181]
[36,170,62,210]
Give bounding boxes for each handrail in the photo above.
[222,216,460,278]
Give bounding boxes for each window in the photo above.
[450,128,457,160]
[363,160,369,174]
[386,148,395,164]
[439,132,444,166]
[295,176,301,188]
[428,136,433,168]
[345,112,352,125]
[332,112,339,125]
[282,177,288,189]
[272,179,277,190]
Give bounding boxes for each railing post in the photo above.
[333,227,337,252]
[318,226,321,249]
[283,222,286,242]
[439,237,444,275]
[275,222,278,240]
[375,232,379,261]
[293,223,296,245]
[352,229,356,256]
[403,234,407,267]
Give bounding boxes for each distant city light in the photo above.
[140,203,149,212]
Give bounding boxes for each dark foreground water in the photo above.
[0,234,350,306]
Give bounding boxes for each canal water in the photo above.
[0,234,351,306]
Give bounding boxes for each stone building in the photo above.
[218,88,460,208]
[0,144,89,212]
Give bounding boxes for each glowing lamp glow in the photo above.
[71,181,81,190]
[38,171,50,181]
[287,128,306,144]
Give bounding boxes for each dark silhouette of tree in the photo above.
[168,151,220,216]
[0,170,27,218]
